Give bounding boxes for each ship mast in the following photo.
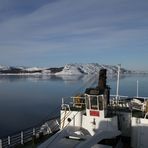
[116,64,121,104]
[137,80,139,98]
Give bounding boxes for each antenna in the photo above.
[137,80,139,98]
[116,64,121,103]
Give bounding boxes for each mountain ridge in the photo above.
[0,63,134,75]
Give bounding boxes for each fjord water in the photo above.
[0,74,148,137]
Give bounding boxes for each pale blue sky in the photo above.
[0,0,148,70]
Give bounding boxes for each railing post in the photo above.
[8,136,10,145]
[46,122,52,134]
[21,131,24,145]
[33,128,35,136]
[0,139,2,148]
[32,128,36,146]
[62,98,64,106]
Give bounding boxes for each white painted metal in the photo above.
[60,110,84,129]
[131,117,148,148]
[76,130,121,148]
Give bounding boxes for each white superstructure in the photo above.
[38,69,122,148]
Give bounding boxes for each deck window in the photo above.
[90,96,98,110]
[98,96,103,110]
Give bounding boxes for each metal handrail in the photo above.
[0,118,60,148]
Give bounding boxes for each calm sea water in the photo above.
[0,74,148,137]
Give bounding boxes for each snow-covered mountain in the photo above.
[0,63,131,75]
[55,63,131,75]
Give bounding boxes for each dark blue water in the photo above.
[0,74,148,137]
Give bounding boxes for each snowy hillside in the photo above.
[0,63,131,75]
[56,63,130,75]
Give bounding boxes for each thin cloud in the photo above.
[0,0,148,68]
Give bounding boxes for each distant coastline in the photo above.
[0,63,146,75]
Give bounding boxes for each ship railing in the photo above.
[0,117,60,148]
[61,96,86,110]
[109,95,130,108]
[110,95,148,112]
